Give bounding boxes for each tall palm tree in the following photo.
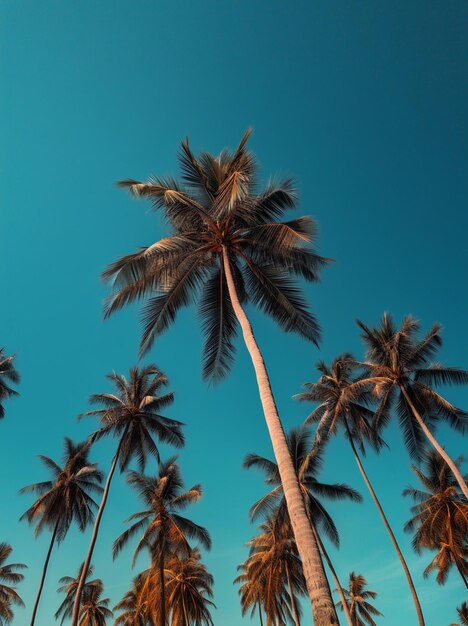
[20,438,103,626]
[56,565,103,625]
[113,457,211,626]
[245,426,361,626]
[164,549,215,626]
[0,543,26,626]
[357,314,468,497]
[103,132,339,624]
[403,450,468,587]
[70,365,184,626]
[236,516,306,626]
[297,354,426,626]
[335,572,382,626]
[0,349,19,419]
[113,575,149,626]
[78,586,113,626]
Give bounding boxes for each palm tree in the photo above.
[297,354,426,626]
[236,516,306,626]
[113,457,211,626]
[451,602,468,626]
[70,365,184,626]
[56,565,103,624]
[20,438,103,626]
[79,586,113,626]
[164,549,215,626]
[103,132,339,624]
[335,572,382,626]
[245,425,361,626]
[357,314,468,497]
[403,450,468,587]
[113,575,149,626]
[0,543,26,625]
[0,349,19,419]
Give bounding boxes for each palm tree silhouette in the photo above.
[0,349,19,419]
[0,543,26,625]
[335,572,382,626]
[357,314,468,497]
[113,457,211,626]
[403,449,467,587]
[20,438,103,626]
[56,564,103,625]
[103,132,338,625]
[78,585,113,626]
[70,365,184,626]
[297,354,425,625]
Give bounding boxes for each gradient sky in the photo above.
[1,1,467,625]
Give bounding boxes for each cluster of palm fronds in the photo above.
[1,133,467,626]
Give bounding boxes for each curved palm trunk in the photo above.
[70,441,123,626]
[312,526,353,626]
[258,604,264,626]
[223,250,339,625]
[399,384,468,499]
[285,561,301,626]
[29,520,59,626]
[343,418,425,626]
[159,540,166,626]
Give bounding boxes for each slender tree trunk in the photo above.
[258,604,264,626]
[70,441,123,626]
[223,249,339,625]
[159,540,166,626]
[343,418,425,626]
[285,561,301,626]
[399,384,468,499]
[29,520,59,626]
[312,526,353,626]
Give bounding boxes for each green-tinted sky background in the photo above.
[1,1,467,624]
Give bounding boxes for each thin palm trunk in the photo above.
[258,604,264,626]
[312,525,353,626]
[70,440,123,626]
[344,417,425,626]
[284,561,301,626]
[223,249,339,625]
[159,540,166,626]
[399,384,468,499]
[29,519,59,626]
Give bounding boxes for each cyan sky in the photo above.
[1,1,467,624]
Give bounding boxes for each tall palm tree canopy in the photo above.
[103,130,329,379]
[113,575,148,626]
[0,349,19,418]
[80,365,184,471]
[236,516,306,626]
[295,354,384,453]
[335,572,382,626]
[0,543,26,626]
[56,564,103,625]
[403,450,468,585]
[113,457,211,564]
[78,585,113,626]
[20,438,103,541]
[358,314,468,459]
[244,426,362,547]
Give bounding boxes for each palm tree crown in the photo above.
[335,572,382,626]
[0,349,20,419]
[20,438,103,540]
[78,585,113,626]
[358,314,468,459]
[103,130,329,379]
[244,426,362,547]
[403,450,468,586]
[56,565,103,625]
[81,365,184,471]
[0,543,26,626]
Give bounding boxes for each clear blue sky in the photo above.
[1,1,467,624]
